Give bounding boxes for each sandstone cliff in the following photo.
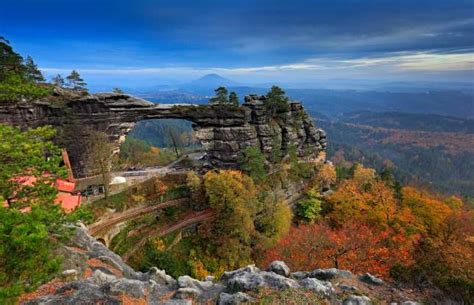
[0,90,326,177]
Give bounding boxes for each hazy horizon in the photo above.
[1,0,473,88]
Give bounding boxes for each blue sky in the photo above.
[1,0,473,87]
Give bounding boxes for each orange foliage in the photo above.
[260,221,415,278]
[401,187,453,234]
[325,178,398,229]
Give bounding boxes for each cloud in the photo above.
[42,51,474,80]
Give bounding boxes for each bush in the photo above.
[296,188,322,222]
[0,74,51,101]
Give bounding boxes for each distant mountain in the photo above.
[183,74,239,90]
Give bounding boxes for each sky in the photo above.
[1,0,473,88]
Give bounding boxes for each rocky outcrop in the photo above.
[19,226,423,304]
[0,91,326,177]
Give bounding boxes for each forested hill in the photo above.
[338,111,474,133]
[318,111,474,197]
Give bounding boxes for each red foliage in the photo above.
[260,221,415,278]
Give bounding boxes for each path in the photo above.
[88,197,189,236]
[122,209,215,262]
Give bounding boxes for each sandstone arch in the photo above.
[0,93,326,177]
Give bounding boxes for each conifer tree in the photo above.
[229,91,239,106]
[24,56,45,83]
[66,70,87,91]
[51,74,65,87]
[214,86,228,104]
[0,36,25,81]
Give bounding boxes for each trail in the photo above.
[122,209,215,263]
[88,198,189,236]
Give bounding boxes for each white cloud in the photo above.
[41,51,474,80]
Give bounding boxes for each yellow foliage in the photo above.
[186,171,202,192]
[190,259,210,280]
[401,187,453,234]
[151,237,166,251]
[353,164,376,187]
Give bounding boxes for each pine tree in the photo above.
[214,86,228,104]
[24,56,45,83]
[51,74,65,87]
[229,91,239,106]
[265,85,290,119]
[66,70,87,91]
[0,36,25,81]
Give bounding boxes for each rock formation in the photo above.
[18,226,423,304]
[0,91,326,177]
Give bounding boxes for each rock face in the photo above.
[0,92,326,177]
[19,226,424,304]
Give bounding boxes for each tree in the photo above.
[238,147,267,184]
[86,131,114,198]
[24,56,45,83]
[0,37,51,101]
[296,187,322,222]
[51,74,65,87]
[66,70,87,91]
[260,221,414,278]
[112,87,124,93]
[202,170,258,268]
[0,124,66,301]
[229,91,239,106]
[265,86,290,119]
[213,86,228,104]
[0,36,25,82]
[0,124,65,208]
[166,126,183,158]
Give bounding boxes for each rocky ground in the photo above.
[19,225,425,304]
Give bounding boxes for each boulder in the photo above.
[147,267,178,287]
[106,278,146,298]
[309,268,353,280]
[343,295,372,305]
[218,292,255,305]
[359,273,384,286]
[300,278,334,296]
[91,269,116,285]
[267,261,291,277]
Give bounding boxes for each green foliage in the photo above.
[229,91,239,106]
[0,124,65,208]
[265,86,290,120]
[296,188,322,222]
[0,37,50,101]
[51,74,65,87]
[239,147,267,184]
[0,37,25,82]
[0,204,63,301]
[213,86,228,104]
[66,205,94,225]
[0,124,67,302]
[0,74,51,101]
[24,56,45,83]
[66,70,87,91]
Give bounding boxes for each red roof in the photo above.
[4,176,81,213]
[55,193,81,213]
[55,179,76,193]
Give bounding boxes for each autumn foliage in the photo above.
[260,221,414,278]
[261,163,473,301]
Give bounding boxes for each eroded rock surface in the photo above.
[0,92,326,177]
[19,226,424,304]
